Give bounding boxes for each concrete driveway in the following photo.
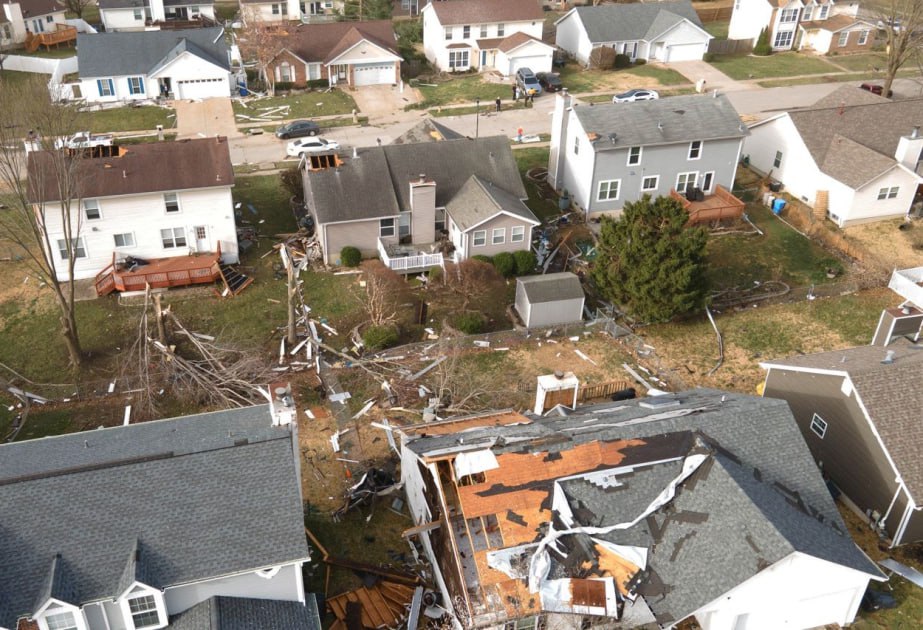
[350,84,423,124]
[668,60,750,93]
[174,98,240,139]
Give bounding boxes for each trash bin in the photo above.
[238,85,249,97]
[772,198,786,215]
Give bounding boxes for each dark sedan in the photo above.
[276,120,320,139]
[537,72,563,93]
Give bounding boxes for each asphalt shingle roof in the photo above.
[574,94,747,151]
[169,595,322,630]
[567,1,704,43]
[428,0,544,26]
[77,27,229,78]
[762,339,923,503]
[390,118,464,145]
[16,0,63,18]
[517,272,585,304]
[444,175,538,231]
[276,20,398,65]
[0,406,310,629]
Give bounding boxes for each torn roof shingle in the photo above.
[567,1,705,43]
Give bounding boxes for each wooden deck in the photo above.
[25,25,77,52]
[95,252,221,296]
[670,185,746,226]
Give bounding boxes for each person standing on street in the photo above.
[513,85,518,101]
[495,97,502,113]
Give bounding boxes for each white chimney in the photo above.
[269,382,296,426]
[534,371,580,415]
[881,350,896,365]
[894,129,923,172]
[548,90,572,191]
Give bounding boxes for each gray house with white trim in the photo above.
[0,403,318,630]
[548,92,748,219]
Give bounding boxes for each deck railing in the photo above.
[25,25,77,52]
[377,239,444,272]
[94,247,222,296]
[670,185,746,226]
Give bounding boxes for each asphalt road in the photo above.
[228,77,923,166]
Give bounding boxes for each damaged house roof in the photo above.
[401,389,882,626]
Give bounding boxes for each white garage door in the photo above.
[664,43,706,62]
[508,54,551,76]
[353,62,395,86]
[176,77,226,100]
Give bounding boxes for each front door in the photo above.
[480,50,487,67]
[194,226,209,252]
[701,172,714,194]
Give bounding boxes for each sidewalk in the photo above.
[667,60,752,93]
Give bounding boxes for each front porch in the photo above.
[670,185,746,225]
[377,239,444,273]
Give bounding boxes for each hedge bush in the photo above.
[614,54,632,69]
[633,58,647,66]
[513,250,537,275]
[306,79,329,89]
[340,246,361,267]
[453,312,485,334]
[492,252,516,277]
[472,254,493,264]
[363,324,399,350]
[274,82,294,92]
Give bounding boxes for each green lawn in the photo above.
[704,21,730,39]
[411,74,511,109]
[623,64,689,85]
[556,63,690,93]
[827,53,889,72]
[0,70,44,88]
[513,147,560,222]
[709,52,841,79]
[66,4,99,23]
[233,89,358,121]
[77,105,175,133]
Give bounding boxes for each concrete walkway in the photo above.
[174,98,240,139]
[668,60,752,92]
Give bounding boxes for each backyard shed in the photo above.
[515,272,585,328]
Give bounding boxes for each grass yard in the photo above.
[429,101,527,117]
[557,62,690,93]
[704,21,730,39]
[623,64,689,85]
[0,70,44,88]
[15,46,77,59]
[77,104,175,132]
[827,53,889,72]
[513,147,560,223]
[66,5,99,23]
[709,52,841,79]
[233,89,359,121]
[411,74,511,109]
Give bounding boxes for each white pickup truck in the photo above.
[53,132,115,150]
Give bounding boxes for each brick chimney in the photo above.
[409,174,436,244]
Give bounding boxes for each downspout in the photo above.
[891,493,914,548]
[880,482,903,526]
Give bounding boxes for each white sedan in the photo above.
[612,89,660,103]
[286,137,340,157]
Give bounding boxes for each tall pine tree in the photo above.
[591,195,709,323]
[339,0,393,21]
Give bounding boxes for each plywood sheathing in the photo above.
[402,410,530,436]
[595,543,640,595]
[570,578,608,608]
[327,581,415,628]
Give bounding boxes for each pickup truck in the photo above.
[54,132,115,150]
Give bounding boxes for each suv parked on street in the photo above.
[516,67,542,96]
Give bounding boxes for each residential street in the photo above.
[227,77,923,166]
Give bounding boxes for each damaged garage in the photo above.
[393,389,884,630]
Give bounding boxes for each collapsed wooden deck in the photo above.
[670,185,746,226]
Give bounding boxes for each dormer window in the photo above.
[119,585,167,630]
[44,611,78,630]
[127,594,160,628]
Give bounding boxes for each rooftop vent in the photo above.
[912,126,920,139]
[608,133,617,144]
[881,350,896,365]
[639,396,681,410]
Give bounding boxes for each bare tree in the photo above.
[867,0,923,96]
[62,0,94,19]
[444,259,502,310]
[355,260,408,326]
[0,77,86,368]
[237,7,284,96]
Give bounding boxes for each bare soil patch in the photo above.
[845,218,923,271]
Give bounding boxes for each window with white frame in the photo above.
[773,30,794,48]
[128,77,144,95]
[463,25,470,38]
[114,233,135,248]
[511,225,525,242]
[164,193,179,213]
[688,140,702,160]
[133,8,143,19]
[773,150,783,168]
[492,227,505,244]
[190,5,200,16]
[641,175,659,191]
[83,199,101,220]
[448,50,469,70]
[573,136,579,155]
[779,7,799,22]
[57,238,87,260]
[802,5,813,20]
[627,146,641,166]
[444,26,452,40]
[480,25,487,38]
[676,171,697,192]
[126,594,160,629]
[161,228,186,248]
[837,31,849,47]
[272,3,281,13]
[97,79,115,97]
[858,29,869,45]
[818,4,829,19]
[877,186,899,200]
[497,23,505,36]
[473,230,487,246]
[597,179,620,201]
[380,218,395,237]
[810,413,827,438]
[46,15,53,22]
[44,611,78,630]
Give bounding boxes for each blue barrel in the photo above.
[239,86,249,97]
[772,198,786,215]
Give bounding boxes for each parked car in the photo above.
[537,72,563,93]
[859,82,892,98]
[54,131,114,150]
[612,89,659,103]
[516,67,543,96]
[286,137,340,157]
[276,120,320,139]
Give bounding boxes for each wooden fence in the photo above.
[695,6,733,22]
[707,38,753,55]
[579,380,634,402]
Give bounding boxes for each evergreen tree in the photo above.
[591,195,709,323]
[753,27,772,56]
[340,0,393,21]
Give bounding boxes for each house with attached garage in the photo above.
[98,0,217,32]
[548,91,748,219]
[392,389,884,630]
[74,27,231,102]
[744,86,923,227]
[554,1,712,66]
[421,0,553,76]
[301,136,539,269]
[27,137,239,291]
[268,20,401,88]
[728,0,864,51]
[0,396,320,630]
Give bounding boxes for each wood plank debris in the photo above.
[880,558,923,588]
[409,355,447,380]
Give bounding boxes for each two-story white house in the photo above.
[548,91,749,219]
[745,86,923,227]
[728,0,867,52]
[98,0,217,32]
[0,400,321,630]
[1,0,67,45]
[75,27,231,102]
[421,0,553,76]
[28,137,239,283]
